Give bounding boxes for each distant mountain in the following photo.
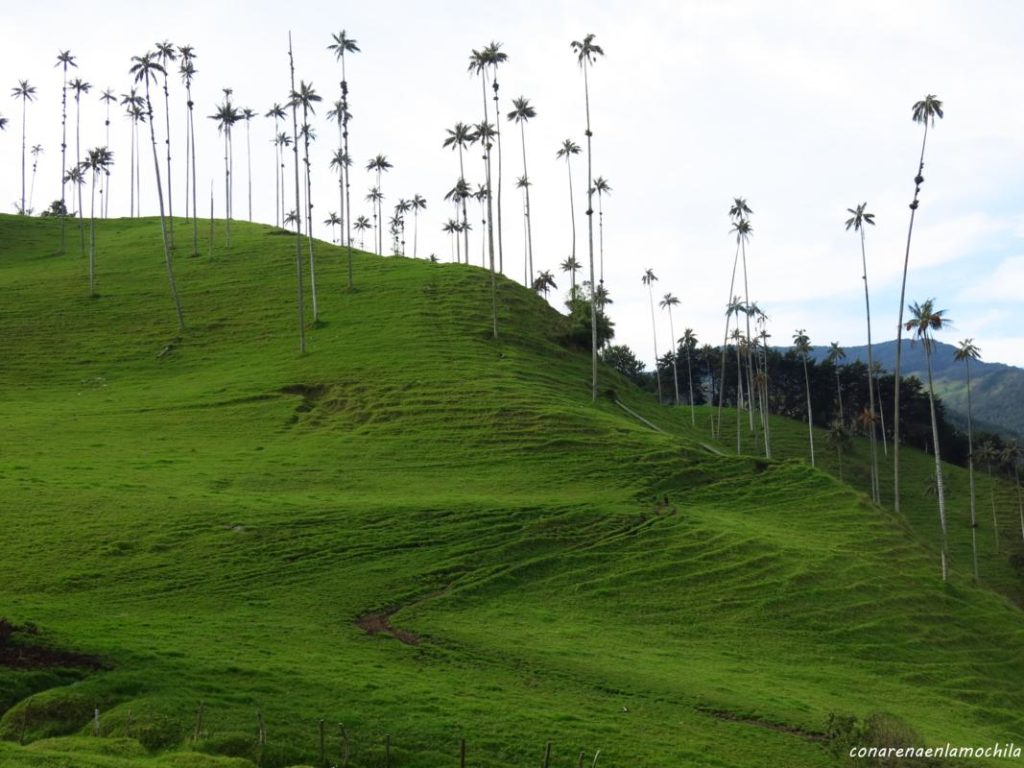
[810,340,1024,440]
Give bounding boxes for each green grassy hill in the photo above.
[2,214,1023,768]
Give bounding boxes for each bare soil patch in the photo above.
[0,618,105,671]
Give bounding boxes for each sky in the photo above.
[3,0,1023,367]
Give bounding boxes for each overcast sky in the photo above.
[3,0,1022,367]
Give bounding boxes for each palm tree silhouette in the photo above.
[98,88,117,218]
[660,293,682,405]
[81,146,113,296]
[507,97,536,285]
[560,256,581,292]
[130,52,184,330]
[826,342,846,424]
[570,32,604,402]
[11,79,37,215]
[177,46,198,249]
[327,101,350,235]
[483,41,508,274]
[845,202,880,502]
[292,80,322,321]
[366,154,392,255]
[353,215,370,249]
[69,77,92,251]
[286,34,306,353]
[556,138,581,269]
[366,186,384,255]
[641,269,663,404]
[410,194,426,258]
[533,270,556,298]
[443,121,477,264]
[0,114,6,131]
[954,338,982,579]
[681,329,698,425]
[593,176,611,284]
[209,96,241,244]
[905,298,951,579]
[120,89,145,217]
[266,104,287,227]
[468,45,501,279]
[976,440,1002,551]
[241,107,256,221]
[324,212,341,244]
[328,30,360,289]
[153,41,176,243]
[28,144,43,214]
[443,178,471,264]
[716,214,751,439]
[792,329,815,467]
[894,95,944,515]
[55,51,76,244]
[442,218,458,261]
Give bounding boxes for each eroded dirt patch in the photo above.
[0,619,105,671]
[702,707,826,742]
[356,611,421,646]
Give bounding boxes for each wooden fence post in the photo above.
[542,741,552,768]
[460,737,466,768]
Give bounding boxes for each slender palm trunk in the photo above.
[129,118,136,217]
[565,157,576,271]
[519,121,534,285]
[598,196,605,284]
[715,241,741,439]
[413,210,419,258]
[735,339,743,454]
[103,100,111,218]
[834,370,845,424]
[288,34,306,353]
[740,239,756,431]
[303,107,318,323]
[923,341,948,581]
[188,96,198,255]
[582,60,598,401]
[492,76,504,274]
[894,121,931,515]
[685,346,695,425]
[143,79,185,331]
[965,357,978,579]
[89,170,97,295]
[75,95,85,254]
[668,308,680,405]
[860,227,881,503]
[60,67,68,247]
[246,119,253,221]
[162,72,174,247]
[457,145,470,265]
[223,128,231,245]
[647,285,663,403]
[802,353,815,467]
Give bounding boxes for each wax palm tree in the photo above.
[0,114,6,130]
[290,80,322,322]
[681,328,698,424]
[28,144,43,213]
[533,270,556,298]
[266,104,286,226]
[845,202,880,502]
[1002,441,1024,543]
[481,41,508,273]
[905,298,950,580]
[641,269,664,403]
[63,165,85,219]
[286,35,306,353]
[561,256,581,292]
[327,101,349,234]
[55,51,76,242]
[209,96,241,244]
[593,176,611,283]
[571,32,604,402]
[366,186,383,254]
[11,79,37,214]
[954,338,982,578]
[120,89,145,216]
[474,183,489,266]
[395,198,412,255]
[556,138,581,266]
[826,342,846,423]
[68,77,92,250]
[442,218,458,260]
[324,212,341,244]
[974,440,1001,552]
[729,325,746,453]
[241,107,255,221]
[660,293,682,405]
[366,154,392,255]
[443,121,476,264]
[409,194,426,257]
[827,422,852,481]
[792,329,815,466]
[354,215,370,249]
[730,198,757,432]
[507,97,536,285]
[328,30,359,288]
[98,88,116,217]
[274,130,291,227]
[130,52,184,330]
[153,41,176,241]
[468,45,499,278]
[716,215,751,438]
[443,178,471,263]
[178,48,199,253]
[894,95,944,515]
[80,146,113,296]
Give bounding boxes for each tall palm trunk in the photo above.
[89,168,97,295]
[735,337,743,454]
[582,58,598,401]
[667,308,680,405]
[894,121,931,515]
[685,345,695,425]
[646,284,663,403]
[60,67,69,248]
[715,243,741,439]
[188,90,198,255]
[143,79,185,331]
[288,34,306,354]
[964,356,978,579]
[802,352,815,467]
[457,145,470,265]
[161,70,174,246]
[923,341,948,581]
[492,76,504,274]
[564,155,577,267]
[75,93,85,254]
[342,68,354,290]
[859,228,881,503]
[246,118,253,221]
[519,121,534,285]
[302,109,318,323]
[740,238,756,431]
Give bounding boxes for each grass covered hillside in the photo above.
[2,213,1024,768]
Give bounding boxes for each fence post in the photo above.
[319,719,326,767]
[542,741,552,768]
[193,701,205,743]
[460,738,466,768]
[338,723,350,768]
